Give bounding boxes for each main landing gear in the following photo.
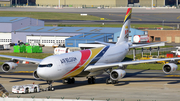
[104,69,118,84]
[87,76,95,84]
[62,78,75,84]
[106,78,118,84]
[46,80,54,91]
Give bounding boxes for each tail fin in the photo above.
[116,8,132,45]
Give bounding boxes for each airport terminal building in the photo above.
[0,17,145,47]
[0,17,44,45]
[13,26,145,47]
[0,0,179,7]
[1,17,180,47]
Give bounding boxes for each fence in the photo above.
[127,47,176,55]
[0,98,104,101]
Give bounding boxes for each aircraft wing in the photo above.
[130,42,166,48]
[0,54,42,64]
[95,41,114,46]
[84,57,180,72]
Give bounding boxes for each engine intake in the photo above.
[1,62,18,72]
[110,69,126,81]
[163,63,178,74]
[33,70,40,79]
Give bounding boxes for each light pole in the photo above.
[162,20,164,29]
[27,0,28,5]
[15,0,17,6]
[176,0,179,9]
[59,0,60,8]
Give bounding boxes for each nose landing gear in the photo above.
[47,80,54,91]
[62,78,75,84]
[87,76,95,84]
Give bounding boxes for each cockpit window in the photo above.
[38,64,53,67]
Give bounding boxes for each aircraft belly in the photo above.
[86,70,104,77]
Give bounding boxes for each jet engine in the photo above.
[110,69,126,81]
[163,63,178,74]
[33,70,40,79]
[1,62,18,72]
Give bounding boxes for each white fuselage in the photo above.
[37,42,129,81]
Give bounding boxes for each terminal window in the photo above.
[0,39,12,42]
[155,37,161,41]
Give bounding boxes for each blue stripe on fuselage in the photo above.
[89,46,110,65]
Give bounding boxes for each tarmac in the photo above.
[0,64,180,101]
[0,47,180,101]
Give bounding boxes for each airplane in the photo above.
[0,8,179,91]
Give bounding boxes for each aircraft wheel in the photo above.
[88,78,91,84]
[25,88,29,94]
[88,77,95,84]
[62,79,66,84]
[34,87,37,93]
[51,87,55,91]
[92,78,95,84]
[106,78,111,84]
[67,78,75,84]
[112,80,118,84]
[71,78,75,84]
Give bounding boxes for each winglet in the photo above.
[116,8,132,45]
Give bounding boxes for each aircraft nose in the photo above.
[37,67,51,80]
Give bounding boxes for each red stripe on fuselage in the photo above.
[63,49,91,76]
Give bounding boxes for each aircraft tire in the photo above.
[88,78,91,84]
[62,79,66,84]
[92,78,95,84]
[71,78,75,84]
[106,78,111,84]
[34,87,37,93]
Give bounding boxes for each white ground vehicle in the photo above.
[12,84,40,94]
[171,46,180,57]
[54,47,71,55]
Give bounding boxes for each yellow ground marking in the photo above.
[165,75,180,77]
[132,17,142,21]
[14,71,34,73]
[177,16,180,19]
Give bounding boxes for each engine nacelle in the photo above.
[1,62,18,72]
[110,69,126,81]
[163,63,178,74]
[33,70,40,79]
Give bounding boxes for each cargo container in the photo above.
[13,45,20,53]
[166,53,174,58]
[26,46,42,53]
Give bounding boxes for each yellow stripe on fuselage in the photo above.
[61,47,105,79]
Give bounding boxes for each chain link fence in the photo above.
[127,47,176,55]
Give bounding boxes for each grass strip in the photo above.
[0,11,109,20]
[127,63,180,70]
[0,52,52,60]
[46,24,173,29]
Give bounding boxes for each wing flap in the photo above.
[0,54,42,64]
